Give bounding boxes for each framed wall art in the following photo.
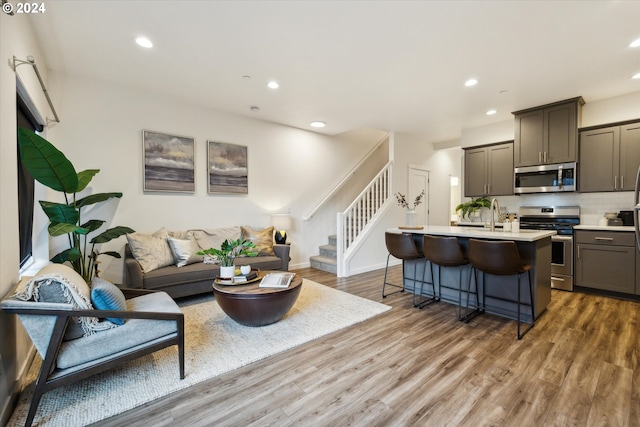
[207,141,248,194]
[143,130,195,193]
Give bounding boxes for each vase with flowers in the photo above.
[197,238,258,278]
[395,190,425,227]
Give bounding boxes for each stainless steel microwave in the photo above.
[514,162,576,194]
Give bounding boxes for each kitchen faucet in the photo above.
[490,198,500,232]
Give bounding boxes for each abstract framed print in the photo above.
[143,130,195,193]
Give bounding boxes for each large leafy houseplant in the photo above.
[455,196,492,220]
[196,238,258,266]
[18,128,134,282]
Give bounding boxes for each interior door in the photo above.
[408,166,429,226]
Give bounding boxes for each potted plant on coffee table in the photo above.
[197,238,258,278]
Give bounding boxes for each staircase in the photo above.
[309,161,392,276]
[309,235,337,274]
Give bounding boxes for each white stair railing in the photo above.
[336,162,392,276]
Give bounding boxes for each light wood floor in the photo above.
[92,266,640,427]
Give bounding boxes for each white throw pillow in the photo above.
[167,236,204,267]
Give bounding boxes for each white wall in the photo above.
[0,11,52,424]
[46,72,380,282]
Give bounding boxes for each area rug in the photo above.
[8,279,391,426]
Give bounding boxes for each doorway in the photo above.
[408,166,429,226]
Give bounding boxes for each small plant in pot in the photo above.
[455,196,492,221]
[197,238,258,278]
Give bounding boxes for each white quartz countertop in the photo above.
[574,225,635,232]
[387,226,556,242]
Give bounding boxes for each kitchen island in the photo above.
[388,226,556,322]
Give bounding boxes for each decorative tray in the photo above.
[214,271,263,286]
[398,226,424,230]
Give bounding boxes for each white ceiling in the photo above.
[30,0,640,141]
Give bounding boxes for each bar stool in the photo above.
[467,239,534,340]
[417,235,471,319]
[382,232,424,298]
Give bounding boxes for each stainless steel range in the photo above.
[519,206,580,291]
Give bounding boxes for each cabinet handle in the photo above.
[487,184,491,194]
[614,176,618,190]
[577,246,580,259]
[544,151,548,163]
[594,237,614,241]
[621,176,624,189]
[538,152,542,163]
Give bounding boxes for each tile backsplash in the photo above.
[494,192,635,225]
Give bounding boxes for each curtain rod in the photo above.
[12,55,60,126]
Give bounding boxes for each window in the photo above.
[16,80,44,268]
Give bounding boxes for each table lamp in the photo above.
[270,214,291,244]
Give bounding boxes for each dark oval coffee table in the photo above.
[212,272,303,327]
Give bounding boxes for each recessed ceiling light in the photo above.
[267,81,279,89]
[632,72,640,80]
[486,109,497,115]
[250,106,260,112]
[464,79,478,87]
[310,121,326,128]
[630,38,640,48]
[135,37,153,48]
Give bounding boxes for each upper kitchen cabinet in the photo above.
[513,97,584,167]
[464,141,513,197]
[579,120,640,192]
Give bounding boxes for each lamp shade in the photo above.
[270,214,291,244]
[270,214,291,231]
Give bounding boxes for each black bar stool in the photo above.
[417,235,471,319]
[467,239,535,340]
[382,232,424,298]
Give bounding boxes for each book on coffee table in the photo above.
[215,271,259,285]
[259,272,296,288]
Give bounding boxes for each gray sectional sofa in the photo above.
[123,226,291,299]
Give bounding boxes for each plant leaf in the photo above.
[51,247,82,264]
[81,219,106,233]
[40,201,79,225]
[76,169,100,192]
[76,192,123,208]
[90,226,136,244]
[18,128,79,193]
[48,222,89,236]
[98,251,122,259]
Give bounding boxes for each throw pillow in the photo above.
[14,264,118,339]
[167,236,204,267]
[190,227,241,252]
[91,277,127,325]
[126,228,175,273]
[241,226,275,256]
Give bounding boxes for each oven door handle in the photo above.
[551,235,573,241]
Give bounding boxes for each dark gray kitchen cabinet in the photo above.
[575,230,636,294]
[464,141,513,197]
[579,121,640,192]
[513,97,583,167]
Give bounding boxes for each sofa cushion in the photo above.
[91,278,127,325]
[241,226,275,256]
[14,264,118,339]
[190,227,241,251]
[141,255,283,290]
[167,236,204,267]
[56,292,181,370]
[126,228,175,273]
